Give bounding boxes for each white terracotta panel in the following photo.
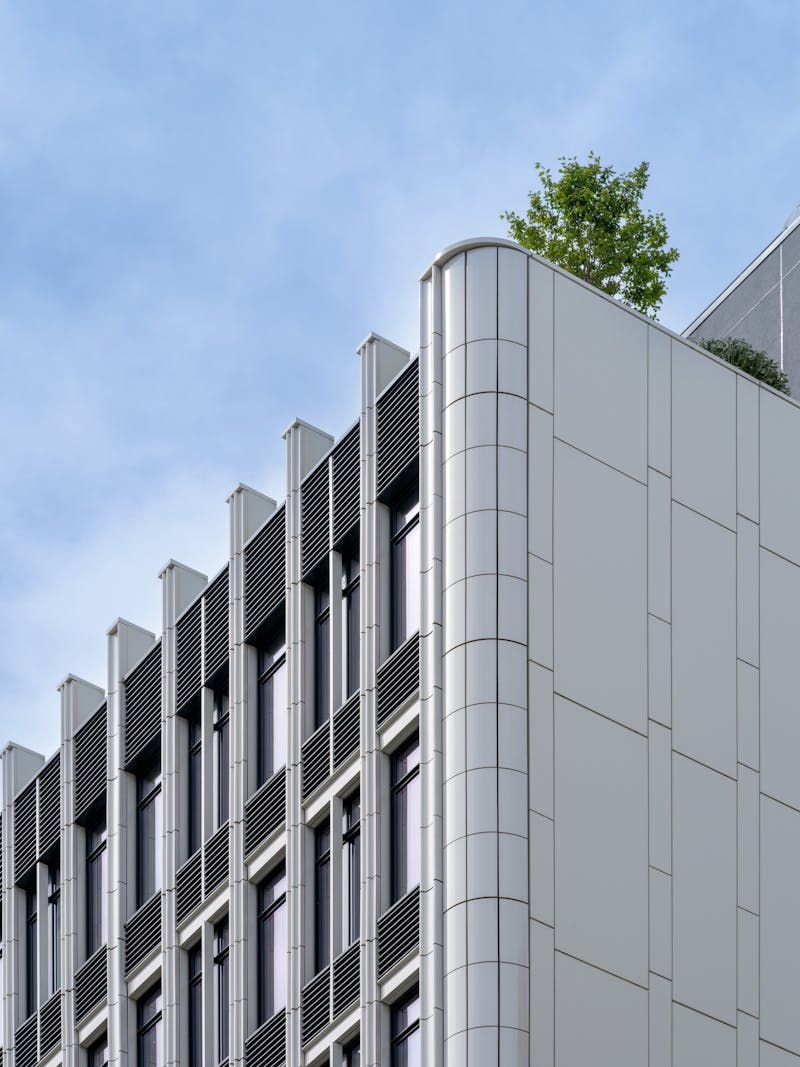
[498,247,528,346]
[648,328,671,475]
[762,1041,800,1067]
[649,722,672,875]
[738,766,759,915]
[466,338,497,396]
[648,615,672,728]
[672,340,736,529]
[554,276,647,481]
[760,548,800,809]
[528,405,553,562]
[761,797,800,1055]
[761,389,800,565]
[738,908,759,1017]
[672,503,737,777]
[555,953,648,1067]
[529,663,554,818]
[649,975,672,1067]
[466,247,498,343]
[737,516,759,667]
[737,376,759,522]
[554,442,647,733]
[672,754,737,1024]
[443,251,466,354]
[530,921,554,1067]
[737,660,759,772]
[649,868,671,979]
[529,261,554,412]
[554,697,648,985]
[673,1003,736,1066]
[648,468,671,622]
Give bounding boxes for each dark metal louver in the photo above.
[15,1014,38,1067]
[204,565,229,685]
[176,600,202,712]
[332,942,360,1018]
[332,693,360,768]
[14,781,37,883]
[301,722,330,802]
[376,360,419,496]
[377,885,420,978]
[244,1011,286,1067]
[244,769,286,857]
[75,946,107,1021]
[176,850,203,924]
[244,507,286,642]
[332,423,360,547]
[124,642,162,769]
[300,458,330,580]
[301,966,330,1045]
[37,755,60,859]
[74,704,107,820]
[203,823,229,897]
[39,991,61,1055]
[376,633,420,726]
[125,893,161,974]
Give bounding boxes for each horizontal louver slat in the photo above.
[75,947,107,1021]
[332,424,360,546]
[332,942,360,1018]
[37,755,60,859]
[244,769,286,857]
[39,991,61,1055]
[376,360,419,495]
[204,566,229,684]
[332,693,360,768]
[203,823,229,897]
[124,642,162,769]
[176,600,202,711]
[176,850,203,924]
[300,458,330,579]
[244,1010,286,1067]
[14,781,37,883]
[125,894,161,974]
[244,508,286,641]
[376,633,420,725]
[377,885,420,977]
[301,966,330,1045]
[301,722,330,801]
[74,704,107,819]
[15,1014,38,1067]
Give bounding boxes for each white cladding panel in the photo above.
[761,798,800,1055]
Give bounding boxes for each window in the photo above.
[391,735,421,903]
[188,710,202,855]
[342,792,360,945]
[137,984,163,1067]
[391,990,420,1067]
[257,864,287,1024]
[136,763,162,907]
[314,821,331,973]
[343,558,360,698]
[86,819,108,956]
[343,1037,361,1067]
[214,692,230,828]
[88,1034,109,1067]
[214,918,230,1064]
[0,924,4,1049]
[390,490,420,651]
[314,584,330,728]
[25,887,37,1017]
[257,633,287,786]
[48,865,60,994]
[188,944,202,1067]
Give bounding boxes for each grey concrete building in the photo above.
[686,207,800,394]
[3,236,800,1066]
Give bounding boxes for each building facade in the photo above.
[3,237,800,1067]
[686,207,800,395]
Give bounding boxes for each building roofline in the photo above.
[683,213,800,337]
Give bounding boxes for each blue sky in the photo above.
[1,0,798,758]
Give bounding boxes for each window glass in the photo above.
[391,990,421,1067]
[188,711,202,855]
[137,763,162,907]
[137,984,162,1067]
[188,944,202,1067]
[342,792,361,945]
[257,864,287,1023]
[314,585,331,728]
[343,558,360,698]
[88,1034,109,1067]
[343,1038,361,1067]
[257,632,287,786]
[214,918,230,1064]
[391,736,421,902]
[391,491,420,651]
[314,822,331,972]
[214,692,230,828]
[87,819,108,956]
[25,887,37,1018]
[48,865,61,994]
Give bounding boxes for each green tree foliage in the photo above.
[700,336,790,394]
[502,153,679,318]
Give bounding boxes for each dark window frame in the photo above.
[136,983,163,1067]
[86,818,108,957]
[25,886,37,1018]
[391,988,421,1067]
[187,710,202,855]
[136,762,162,909]
[390,490,420,652]
[343,1036,361,1067]
[314,821,331,973]
[48,864,61,995]
[342,791,361,946]
[188,943,202,1067]
[88,1033,109,1067]
[257,631,287,787]
[213,692,230,830]
[390,735,421,903]
[214,917,230,1065]
[257,863,287,1025]
[342,557,360,699]
[314,583,331,729]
